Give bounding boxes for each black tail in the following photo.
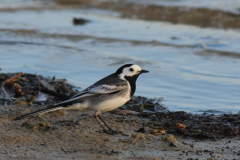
[13,106,63,121]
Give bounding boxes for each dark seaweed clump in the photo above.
[117,97,240,139]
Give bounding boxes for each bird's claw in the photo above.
[102,129,121,135]
[96,129,127,135]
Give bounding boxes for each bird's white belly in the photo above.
[66,94,130,112]
[90,95,130,112]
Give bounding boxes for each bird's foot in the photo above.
[108,129,120,135]
[102,129,115,135]
[97,129,121,135]
[96,128,123,135]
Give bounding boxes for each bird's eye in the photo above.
[130,68,134,72]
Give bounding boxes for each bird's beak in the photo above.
[140,70,149,74]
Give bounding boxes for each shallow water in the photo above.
[1,2,240,114]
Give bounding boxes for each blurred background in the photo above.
[1,0,240,114]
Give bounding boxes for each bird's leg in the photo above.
[98,115,119,134]
[97,115,113,131]
[94,111,118,135]
[93,115,108,133]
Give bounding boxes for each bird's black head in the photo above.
[115,64,149,97]
[115,64,149,78]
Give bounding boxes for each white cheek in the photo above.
[119,67,140,80]
[125,71,134,76]
[124,68,138,76]
[130,72,135,76]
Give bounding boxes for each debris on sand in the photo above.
[49,109,67,117]
[21,121,51,132]
[0,72,24,100]
[135,110,240,139]
[150,129,166,134]
[0,72,81,103]
[131,133,146,142]
[161,134,177,143]
[177,123,186,128]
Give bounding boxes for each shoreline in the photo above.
[1,72,240,159]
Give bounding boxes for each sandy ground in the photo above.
[1,102,240,160]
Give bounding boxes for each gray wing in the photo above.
[55,73,128,107]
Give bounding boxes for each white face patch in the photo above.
[119,65,142,80]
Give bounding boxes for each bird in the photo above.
[13,64,149,134]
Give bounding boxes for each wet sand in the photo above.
[1,103,240,160]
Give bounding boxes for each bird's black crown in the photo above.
[115,64,133,75]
